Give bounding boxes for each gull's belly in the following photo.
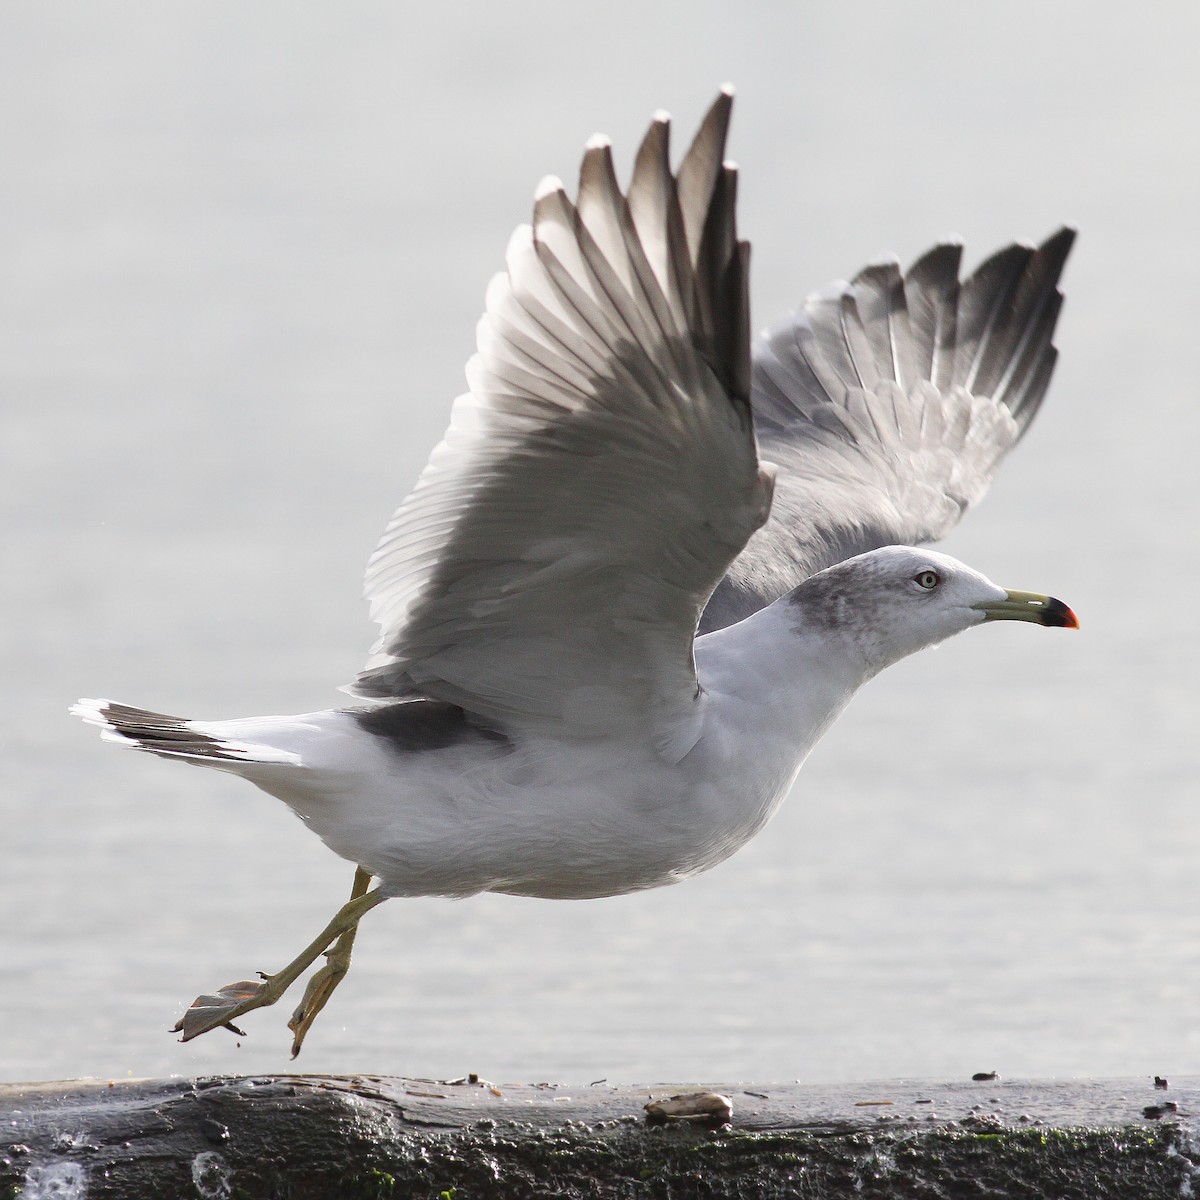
[267,730,795,902]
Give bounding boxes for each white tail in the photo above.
[71,699,302,767]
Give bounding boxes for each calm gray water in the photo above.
[2,1,1198,1086]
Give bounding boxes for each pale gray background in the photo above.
[2,1,1197,1084]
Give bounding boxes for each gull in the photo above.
[73,88,1078,1056]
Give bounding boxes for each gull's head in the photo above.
[789,546,1078,672]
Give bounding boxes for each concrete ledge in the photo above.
[1,1074,1195,1198]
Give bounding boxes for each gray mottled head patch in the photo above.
[782,545,1008,674]
[787,552,900,638]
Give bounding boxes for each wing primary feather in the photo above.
[694,162,751,407]
[797,286,861,399]
[986,226,1076,425]
[955,242,1034,395]
[576,137,631,291]
[1005,342,1058,435]
[903,242,962,391]
[573,153,702,400]
[588,149,699,378]
[728,238,752,409]
[676,86,734,264]
[623,115,709,393]
[849,259,908,390]
[627,114,686,326]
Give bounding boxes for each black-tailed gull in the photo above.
[73,88,1078,1055]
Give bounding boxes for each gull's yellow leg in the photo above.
[286,865,374,1057]
[173,866,385,1051]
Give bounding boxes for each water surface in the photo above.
[2,1,1198,1084]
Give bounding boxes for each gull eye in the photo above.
[914,570,940,591]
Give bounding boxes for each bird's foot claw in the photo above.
[286,954,348,1058]
[172,979,270,1042]
[171,868,379,1050]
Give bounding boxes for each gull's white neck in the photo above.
[679,596,875,869]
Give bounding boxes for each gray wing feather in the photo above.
[352,91,771,747]
[701,226,1074,632]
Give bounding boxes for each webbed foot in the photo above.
[172,867,384,1051]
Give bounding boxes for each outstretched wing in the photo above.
[350,90,772,753]
[700,227,1074,632]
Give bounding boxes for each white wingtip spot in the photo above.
[484,270,510,315]
[863,252,902,270]
[504,223,534,263]
[585,133,612,151]
[534,174,565,201]
[719,82,736,97]
[652,109,671,125]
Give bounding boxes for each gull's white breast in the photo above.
[241,602,864,902]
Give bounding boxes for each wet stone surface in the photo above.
[1,1074,1197,1198]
